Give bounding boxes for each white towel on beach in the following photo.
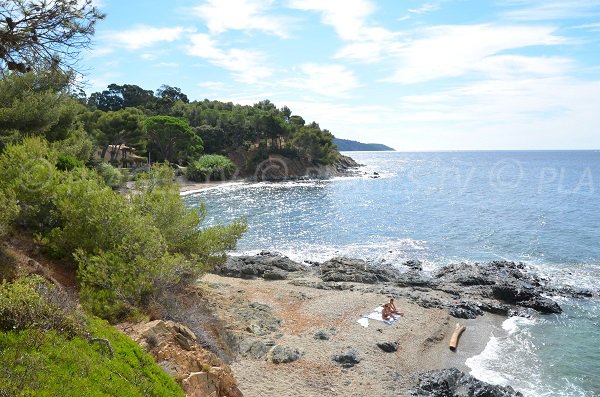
[357,307,400,327]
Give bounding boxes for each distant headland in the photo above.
[334,138,396,151]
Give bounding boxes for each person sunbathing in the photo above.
[381,303,393,320]
[389,298,404,316]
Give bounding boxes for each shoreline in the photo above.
[199,273,505,397]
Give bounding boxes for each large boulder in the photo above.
[268,345,304,364]
[215,253,306,280]
[412,368,523,396]
[318,257,401,284]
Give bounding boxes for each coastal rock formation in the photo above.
[215,252,306,280]
[118,320,243,397]
[319,257,402,284]
[412,368,523,396]
[434,261,563,314]
[213,253,584,317]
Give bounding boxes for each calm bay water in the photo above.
[185,151,600,396]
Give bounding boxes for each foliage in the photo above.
[0,0,105,75]
[95,162,125,189]
[186,154,236,182]
[0,275,85,337]
[0,71,85,149]
[144,115,202,164]
[0,188,18,238]
[95,107,145,162]
[0,136,59,231]
[55,154,83,171]
[292,126,339,165]
[0,318,184,397]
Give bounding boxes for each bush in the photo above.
[0,189,19,239]
[0,136,59,231]
[55,154,84,171]
[186,154,236,182]
[95,162,125,189]
[0,275,85,337]
[0,318,184,397]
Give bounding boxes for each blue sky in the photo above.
[82,0,600,151]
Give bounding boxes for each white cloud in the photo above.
[574,22,600,32]
[191,0,291,37]
[283,64,360,97]
[387,24,566,84]
[108,26,194,50]
[500,0,600,21]
[408,3,440,14]
[186,34,272,83]
[289,0,401,62]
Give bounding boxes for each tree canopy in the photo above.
[0,0,104,75]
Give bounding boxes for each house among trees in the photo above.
[96,144,147,168]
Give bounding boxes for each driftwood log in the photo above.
[449,323,466,351]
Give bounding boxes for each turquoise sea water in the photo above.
[185,151,600,396]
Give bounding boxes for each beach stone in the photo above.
[239,339,274,359]
[448,302,484,319]
[268,345,304,364]
[313,330,331,340]
[376,342,398,353]
[412,368,523,396]
[332,350,361,368]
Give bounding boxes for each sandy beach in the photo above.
[198,273,505,397]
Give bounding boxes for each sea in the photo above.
[183,151,600,396]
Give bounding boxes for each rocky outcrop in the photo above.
[215,252,307,280]
[434,261,563,314]
[214,252,589,317]
[412,368,523,396]
[118,320,243,397]
[318,257,402,284]
[268,345,304,364]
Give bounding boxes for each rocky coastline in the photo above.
[195,252,596,396]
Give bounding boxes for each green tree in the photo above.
[96,107,145,161]
[0,0,104,74]
[144,115,202,164]
[0,71,84,149]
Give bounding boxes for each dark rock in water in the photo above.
[448,302,484,319]
[376,341,398,353]
[433,261,563,315]
[319,257,401,284]
[332,350,361,368]
[412,368,523,396]
[216,254,306,280]
[520,296,562,314]
[403,259,423,271]
[269,345,304,364]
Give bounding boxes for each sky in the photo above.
[81,0,600,151]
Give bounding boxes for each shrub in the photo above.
[95,162,125,189]
[55,154,84,171]
[0,136,59,231]
[0,318,185,397]
[0,189,19,239]
[186,154,236,182]
[0,275,85,337]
